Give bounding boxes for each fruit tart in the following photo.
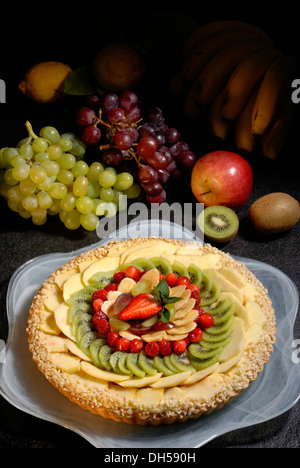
[27,237,276,425]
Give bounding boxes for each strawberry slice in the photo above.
[117,293,162,321]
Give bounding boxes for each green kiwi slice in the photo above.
[117,352,133,376]
[89,338,106,368]
[66,283,100,306]
[149,257,173,275]
[200,205,239,243]
[153,355,175,376]
[187,263,203,287]
[126,353,146,378]
[78,331,99,356]
[188,344,223,359]
[138,351,157,376]
[200,281,220,306]
[89,270,115,285]
[130,258,156,271]
[71,311,92,337]
[201,336,231,350]
[170,352,195,373]
[203,298,231,316]
[190,353,221,371]
[172,260,189,277]
[99,345,113,371]
[212,303,236,326]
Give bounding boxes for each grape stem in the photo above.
[124,149,143,168]
[24,120,51,145]
[25,120,39,143]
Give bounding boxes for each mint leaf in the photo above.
[64,66,97,96]
[161,308,170,323]
[166,296,182,304]
[157,278,170,300]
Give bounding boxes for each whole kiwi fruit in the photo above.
[249,192,300,234]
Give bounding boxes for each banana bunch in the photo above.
[169,20,298,159]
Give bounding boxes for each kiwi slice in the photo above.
[200,281,220,306]
[126,353,146,378]
[189,344,222,359]
[89,270,115,285]
[138,351,158,376]
[99,345,113,371]
[66,284,100,306]
[200,205,239,243]
[75,321,92,343]
[201,322,234,343]
[131,258,156,271]
[164,355,179,374]
[71,311,92,337]
[153,355,175,376]
[172,260,189,277]
[187,263,203,287]
[212,303,236,326]
[89,338,106,368]
[170,352,195,373]
[117,352,133,376]
[190,353,221,371]
[201,336,231,350]
[150,257,173,275]
[68,302,91,323]
[78,331,99,356]
[205,314,235,335]
[203,298,231,316]
[110,351,126,374]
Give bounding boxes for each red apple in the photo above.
[191,150,253,208]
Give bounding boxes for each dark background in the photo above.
[0,4,299,449]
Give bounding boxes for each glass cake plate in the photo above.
[1,221,300,448]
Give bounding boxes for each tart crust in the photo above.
[27,237,276,425]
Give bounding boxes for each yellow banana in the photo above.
[168,68,188,96]
[194,40,268,107]
[251,54,298,136]
[261,92,297,159]
[221,47,281,120]
[181,28,271,85]
[182,20,272,57]
[235,85,260,153]
[208,88,232,140]
[183,82,203,119]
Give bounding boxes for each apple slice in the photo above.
[216,351,244,373]
[43,285,63,312]
[150,371,192,388]
[183,362,219,384]
[40,311,61,336]
[65,339,92,361]
[246,302,266,327]
[81,256,120,285]
[54,303,74,340]
[50,352,81,374]
[220,317,246,362]
[218,292,251,329]
[218,267,248,288]
[43,335,68,353]
[55,268,79,289]
[120,240,178,264]
[118,373,163,387]
[205,269,244,303]
[63,272,85,302]
[245,323,264,345]
[81,361,130,382]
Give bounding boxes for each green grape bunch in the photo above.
[0,121,141,231]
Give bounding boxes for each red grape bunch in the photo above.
[75,91,196,204]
